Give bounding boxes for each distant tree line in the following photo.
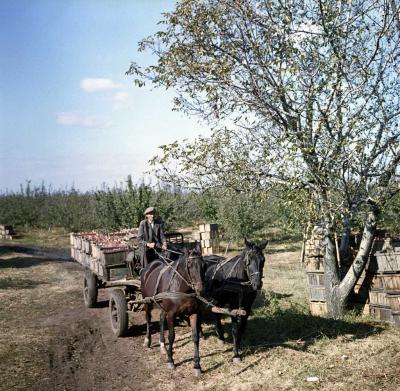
[0,176,306,240]
[1,177,399,241]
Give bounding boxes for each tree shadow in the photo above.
[0,276,48,289]
[0,245,38,256]
[243,305,384,354]
[201,289,384,363]
[0,256,55,269]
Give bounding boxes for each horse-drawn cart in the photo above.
[70,229,205,336]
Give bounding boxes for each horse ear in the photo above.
[259,240,268,250]
[244,238,252,248]
[195,241,202,255]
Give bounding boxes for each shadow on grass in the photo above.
[0,276,49,289]
[201,289,384,360]
[241,290,385,355]
[0,256,54,269]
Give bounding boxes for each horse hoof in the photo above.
[193,368,202,377]
[160,343,167,355]
[233,356,242,364]
[167,362,175,370]
[217,339,225,346]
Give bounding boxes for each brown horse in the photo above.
[140,243,204,376]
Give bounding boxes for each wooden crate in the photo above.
[369,290,391,307]
[309,301,327,316]
[309,287,326,301]
[307,271,326,301]
[369,305,393,322]
[306,271,324,286]
[370,274,385,290]
[99,248,129,266]
[392,311,400,326]
[369,251,400,273]
[304,256,324,272]
[382,274,400,291]
[386,294,400,311]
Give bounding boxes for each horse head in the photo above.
[243,238,267,290]
[183,242,204,295]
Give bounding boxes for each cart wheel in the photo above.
[109,289,128,337]
[83,269,98,308]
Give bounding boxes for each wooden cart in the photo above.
[70,230,187,337]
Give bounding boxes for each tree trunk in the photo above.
[322,217,342,318]
[339,214,351,259]
[324,206,378,318]
[338,207,378,302]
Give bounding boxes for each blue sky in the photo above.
[0,0,206,192]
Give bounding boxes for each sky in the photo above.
[0,0,207,192]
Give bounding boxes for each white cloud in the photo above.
[55,112,112,128]
[112,91,130,110]
[80,78,123,92]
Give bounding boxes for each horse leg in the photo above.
[189,313,202,376]
[166,311,176,369]
[159,311,167,354]
[143,304,152,348]
[215,313,225,345]
[231,315,241,363]
[198,311,204,339]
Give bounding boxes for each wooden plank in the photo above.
[382,274,400,291]
[369,251,400,273]
[309,286,326,301]
[386,294,400,311]
[306,271,325,286]
[369,305,393,322]
[369,290,391,307]
[309,301,327,316]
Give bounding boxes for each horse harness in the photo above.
[152,249,202,297]
[211,250,259,289]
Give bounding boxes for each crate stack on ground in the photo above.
[366,241,400,325]
[303,226,327,315]
[199,224,219,256]
[70,228,138,281]
[0,224,14,240]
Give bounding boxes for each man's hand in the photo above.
[162,242,167,250]
[147,242,155,249]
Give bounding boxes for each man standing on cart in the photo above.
[137,206,168,268]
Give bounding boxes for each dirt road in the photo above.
[0,245,224,391]
[3,243,399,391]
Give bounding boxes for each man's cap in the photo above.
[144,206,155,215]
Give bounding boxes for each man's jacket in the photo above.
[137,218,166,247]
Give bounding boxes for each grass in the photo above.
[0,245,82,391]
[3,226,71,249]
[1,229,400,390]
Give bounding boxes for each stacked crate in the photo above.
[303,226,400,324]
[70,229,138,281]
[367,248,400,325]
[303,226,327,315]
[0,225,14,240]
[199,223,219,256]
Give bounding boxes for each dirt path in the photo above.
[0,244,225,391]
[4,244,399,391]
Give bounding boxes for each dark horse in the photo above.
[141,243,204,376]
[203,239,267,362]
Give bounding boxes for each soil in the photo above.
[0,244,214,391]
